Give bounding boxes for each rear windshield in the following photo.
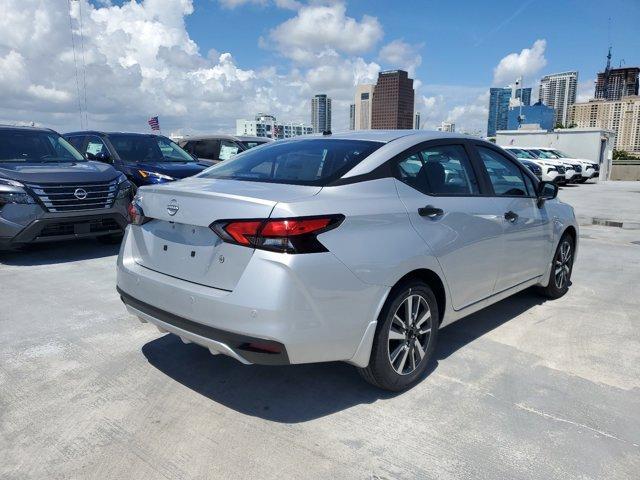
[198,139,383,186]
[108,134,194,163]
[0,130,84,163]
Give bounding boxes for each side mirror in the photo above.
[95,151,111,163]
[537,181,558,207]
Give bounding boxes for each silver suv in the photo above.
[117,131,577,391]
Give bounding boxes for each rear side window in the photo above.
[191,140,219,160]
[397,144,479,195]
[219,140,241,161]
[199,139,383,186]
[477,147,531,197]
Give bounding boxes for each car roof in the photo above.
[177,134,242,141]
[293,129,472,144]
[64,130,167,138]
[235,136,273,142]
[0,124,56,134]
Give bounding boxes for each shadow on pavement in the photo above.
[0,239,120,266]
[142,289,545,423]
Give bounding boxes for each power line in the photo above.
[67,0,84,129]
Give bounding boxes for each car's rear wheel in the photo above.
[537,233,575,299]
[359,280,439,391]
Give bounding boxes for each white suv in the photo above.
[117,131,578,391]
[503,147,568,184]
[537,148,598,183]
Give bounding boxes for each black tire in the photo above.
[537,233,575,299]
[97,233,124,245]
[359,280,439,391]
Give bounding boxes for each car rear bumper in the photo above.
[116,227,388,366]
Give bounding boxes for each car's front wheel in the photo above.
[359,280,439,391]
[537,233,575,298]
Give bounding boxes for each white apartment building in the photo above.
[538,71,578,127]
[236,116,312,139]
[437,121,455,133]
[572,95,640,153]
[354,84,375,130]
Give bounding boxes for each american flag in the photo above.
[148,116,160,131]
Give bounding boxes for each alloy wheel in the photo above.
[387,294,432,375]
[554,240,573,289]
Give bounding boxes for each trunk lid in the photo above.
[131,178,321,290]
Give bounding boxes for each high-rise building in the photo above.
[414,112,421,129]
[236,115,312,139]
[437,121,455,133]
[595,48,640,101]
[354,84,375,130]
[572,96,640,154]
[371,70,415,129]
[311,94,332,133]
[349,104,356,130]
[487,87,532,136]
[538,71,578,127]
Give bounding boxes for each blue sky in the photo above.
[2,0,639,134]
[187,0,639,86]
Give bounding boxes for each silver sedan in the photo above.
[117,130,577,391]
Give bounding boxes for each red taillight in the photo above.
[127,201,149,225]
[260,218,332,237]
[223,220,262,245]
[211,215,343,254]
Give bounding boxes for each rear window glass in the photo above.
[198,139,383,186]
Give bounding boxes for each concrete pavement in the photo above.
[1,181,639,479]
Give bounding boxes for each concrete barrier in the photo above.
[610,163,640,181]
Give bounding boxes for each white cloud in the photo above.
[0,0,385,134]
[218,0,301,9]
[268,3,383,63]
[378,39,423,76]
[493,39,547,86]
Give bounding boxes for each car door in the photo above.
[473,144,551,291]
[394,141,505,310]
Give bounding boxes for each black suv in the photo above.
[63,131,208,190]
[0,126,131,249]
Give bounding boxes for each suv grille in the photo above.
[556,165,566,174]
[25,180,118,213]
[573,164,582,173]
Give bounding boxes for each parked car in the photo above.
[518,158,542,180]
[0,125,131,249]
[235,136,274,150]
[503,147,566,184]
[117,131,577,391]
[63,131,208,190]
[536,147,599,183]
[524,149,580,183]
[177,134,247,166]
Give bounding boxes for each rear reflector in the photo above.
[210,215,344,254]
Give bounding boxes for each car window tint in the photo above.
[522,172,536,196]
[478,147,529,197]
[192,140,218,159]
[397,154,426,191]
[199,139,382,186]
[66,136,85,150]
[219,140,240,161]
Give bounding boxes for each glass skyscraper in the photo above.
[486,87,531,136]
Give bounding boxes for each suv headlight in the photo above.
[137,170,174,181]
[0,178,35,207]
[116,173,132,199]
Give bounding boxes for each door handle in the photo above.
[418,205,444,218]
[504,210,519,222]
